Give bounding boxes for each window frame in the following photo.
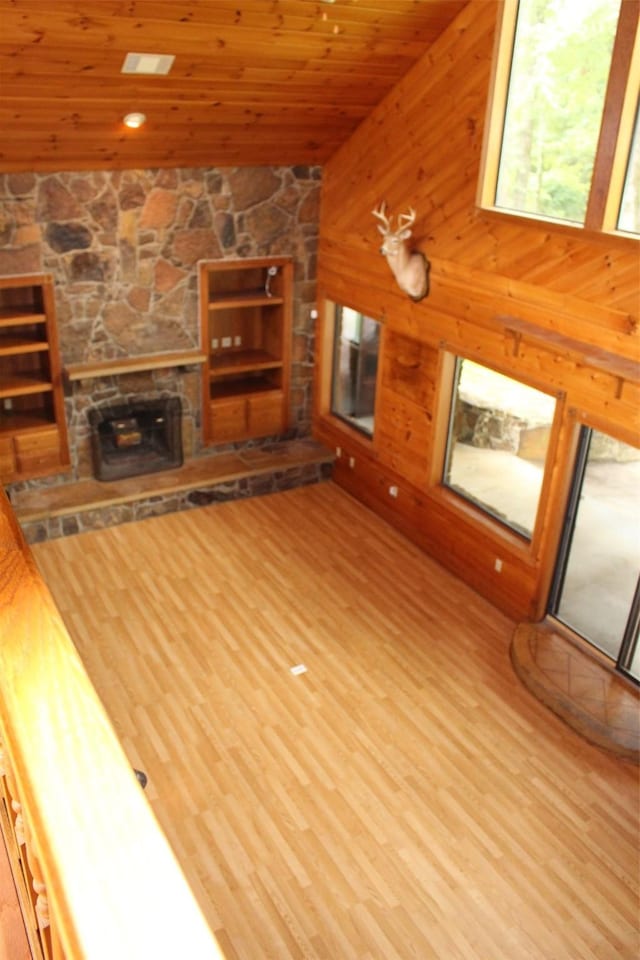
[547,419,640,679]
[330,304,381,438]
[318,298,383,446]
[478,0,640,237]
[431,349,566,557]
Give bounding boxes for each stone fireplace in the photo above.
[88,396,182,481]
[0,164,320,492]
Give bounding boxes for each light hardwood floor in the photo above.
[32,482,639,960]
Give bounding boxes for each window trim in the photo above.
[478,0,640,237]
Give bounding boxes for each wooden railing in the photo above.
[0,489,225,959]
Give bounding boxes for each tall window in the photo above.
[331,305,380,437]
[443,358,557,539]
[481,0,640,235]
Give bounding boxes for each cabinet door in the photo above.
[247,392,284,438]
[14,428,62,474]
[210,397,248,442]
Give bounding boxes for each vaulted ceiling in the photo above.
[0,0,468,172]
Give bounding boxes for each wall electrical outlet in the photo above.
[234,335,242,347]
[494,558,503,573]
[211,337,219,350]
[221,336,232,348]
[349,456,355,468]
[3,398,13,411]
[336,446,342,458]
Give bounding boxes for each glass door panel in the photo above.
[551,428,640,676]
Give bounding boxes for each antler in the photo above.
[372,201,392,235]
[373,203,416,239]
[397,208,416,232]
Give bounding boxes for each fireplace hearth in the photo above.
[88,397,183,481]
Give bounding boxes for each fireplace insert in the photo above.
[88,397,183,482]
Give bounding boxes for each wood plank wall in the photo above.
[314,0,640,621]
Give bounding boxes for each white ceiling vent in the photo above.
[121,52,175,76]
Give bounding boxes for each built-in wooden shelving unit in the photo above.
[0,274,70,483]
[199,257,293,445]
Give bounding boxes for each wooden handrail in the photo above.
[0,490,225,959]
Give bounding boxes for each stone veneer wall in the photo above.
[0,165,320,484]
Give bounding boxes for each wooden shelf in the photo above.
[0,309,47,327]
[0,412,56,435]
[207,290,284,310]
[210,379,282,399]
[0,336,49,356]
[0,376,54,398]
[502,315,640,382]
[210,348,283,376]
[65,350,207,381]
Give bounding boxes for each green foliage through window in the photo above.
[495,0,618,224]
[485,0,640,235]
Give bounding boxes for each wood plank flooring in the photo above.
[31,482,639,960]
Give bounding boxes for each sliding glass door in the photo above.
[549,427,640,682]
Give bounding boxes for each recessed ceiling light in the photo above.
[121,52,175,76]
[123,112,146,128]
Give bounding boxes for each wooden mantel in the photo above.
[65,349,206,382]
[0,489,224,959]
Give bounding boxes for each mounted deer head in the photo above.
[372,202,430,302]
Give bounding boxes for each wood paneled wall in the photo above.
[314,0,639,620]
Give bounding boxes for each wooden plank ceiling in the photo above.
[0,0,467,172]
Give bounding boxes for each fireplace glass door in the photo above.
[88,397,182,481]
